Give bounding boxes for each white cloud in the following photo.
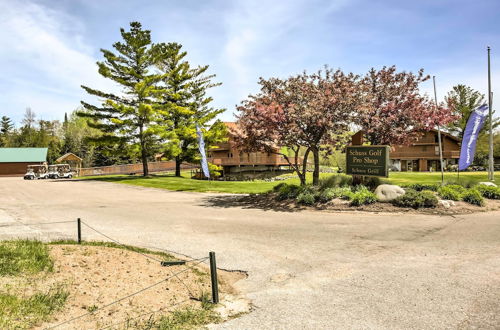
[0,0,114,122]
[220,0,349,103]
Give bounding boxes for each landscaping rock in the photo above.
[438,200,456,209]
[478,182,498,187]
[374,184,405,202]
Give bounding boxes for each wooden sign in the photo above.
[346,146,389,177]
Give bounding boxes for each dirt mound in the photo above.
[23,244,249,329]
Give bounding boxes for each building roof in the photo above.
[0,148,48,163]
[431,129,461,142]
[55,153,82,163]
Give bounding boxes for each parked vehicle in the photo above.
[23,165,49,180]
[48,164,75,179]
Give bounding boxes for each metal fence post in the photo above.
[209,251,219,304]
[77,218,81,244]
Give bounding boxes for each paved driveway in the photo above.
[0,178,499,329]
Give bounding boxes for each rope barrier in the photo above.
[80,221,163,263]
[0,220,74,228]
[46,257,208,329]
[98,298,192,330]
[81,221,198,297]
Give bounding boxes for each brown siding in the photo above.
[391,131,460,160]
[0,162,39,176]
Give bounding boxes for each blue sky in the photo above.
[0,0,499,125]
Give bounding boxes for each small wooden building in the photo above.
[55,153,83,174]
[0,148,48,176]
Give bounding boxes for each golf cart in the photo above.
[48,164,75,179]
[24,165,49,180]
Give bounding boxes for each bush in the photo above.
[315,187,353,203]
[272,182,287,192]
[315,188,337,203]
[462,189,485,206]
[362,176,382,189]
[438,185,465,201]
[444,179,475,188]
[296,191,316,205]
[275,184,304,200]
[402,183,439,192]
[392,189,438,209]
[349,187,377,206]
[318,175,352,190]
[476,185,500,199]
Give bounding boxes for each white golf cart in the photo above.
[48,164,75,179]
[24,165,49,180]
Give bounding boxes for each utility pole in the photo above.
[433,76,445,184]
[487,46,494,181]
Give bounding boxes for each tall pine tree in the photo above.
[154,42,225,176]
[79,22,163,176]
[0,116,14,147]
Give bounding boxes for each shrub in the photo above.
[296,191,316,205]
[272,182,287,192]
[392,189,438,209]
[362,176,382,189]
[462,189,485,206]
[420,190,439,208]
[335,187,354,200]
[444,179,475,188]
[438,185,465,201]
[315,188,337,203]
[275,184,303,200]
[349,187,377,206]
[402,183,439,192]
[318,175,352,190]
[475,185,500,199]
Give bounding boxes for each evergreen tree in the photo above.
[0,116,14,147]
[445,84,499,139]
[78,22,163,176]
[154,42,225,176]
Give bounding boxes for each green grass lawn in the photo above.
[387,171,500,186]
[80,171,500,194]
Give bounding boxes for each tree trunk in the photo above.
[175,157,181,177]
[312,146,320,186]
[141,150,149,177]
[300,148,311,186]
[139,125,149,177]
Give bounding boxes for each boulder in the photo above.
[478,182,498,187]
[438,200,456,209]
[374,184,405,202]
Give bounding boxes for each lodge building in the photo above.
[389,130,460,172]
[208,122,291,179]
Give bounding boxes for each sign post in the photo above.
[346,146,390,178]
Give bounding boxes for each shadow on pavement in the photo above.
[198,193,305,212]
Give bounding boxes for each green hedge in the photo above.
[392,189,438,209]
[296,191,316,205]
[402,183,439,192]
[438,185,466,201]
[475,185,500,199]
[462,189,485,206]
[275,184,304,200]
[349,187,377,206]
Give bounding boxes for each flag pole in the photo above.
[487,46,495,181]
[433,76,445,184]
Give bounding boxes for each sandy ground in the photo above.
[0,244,243,329]
[0,177,499,329]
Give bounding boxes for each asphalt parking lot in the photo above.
[1,177,499,329]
